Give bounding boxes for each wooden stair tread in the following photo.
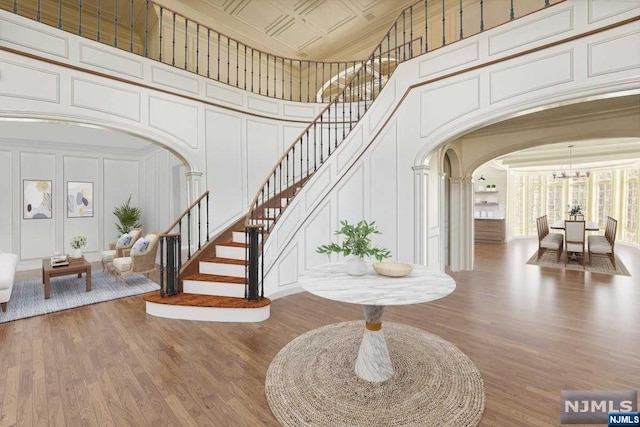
[202,257,247,265]
[144,293,270,308]
[217,241,248,248]
[183,273,246,284]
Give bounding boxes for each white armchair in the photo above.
[112,233,160,288]
[0,253,18,312]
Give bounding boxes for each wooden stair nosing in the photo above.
[217,241,248,248]
[202,257,247,265]
[183,273,246,284]
[144,293,271,308]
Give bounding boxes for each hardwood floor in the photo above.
[1,239,638,426]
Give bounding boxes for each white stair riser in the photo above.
[183,280,245,298]
[216,245,246,260]
[232,231,263,244]
[264,207,281,217]
[146,302,270,322]
[200,261,245,277]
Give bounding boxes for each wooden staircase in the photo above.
[144,186,302,322]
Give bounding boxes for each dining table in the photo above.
[550,220,599,231]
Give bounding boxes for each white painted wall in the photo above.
[261,0,640,297]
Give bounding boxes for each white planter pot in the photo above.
[346,257,367,276]
[70,248,83,259]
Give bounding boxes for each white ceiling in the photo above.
[156,0,418,61]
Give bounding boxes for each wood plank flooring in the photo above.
[1,239,639,426]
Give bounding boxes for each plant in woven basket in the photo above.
[113,195,142,235]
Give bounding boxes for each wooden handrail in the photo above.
[163,190,210,234]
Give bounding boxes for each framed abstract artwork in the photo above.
[67,181,94,218]
[23,180,53,219]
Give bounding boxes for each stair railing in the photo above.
[244,0,563,296]
[158,190,210,297]
[2,1,560,102]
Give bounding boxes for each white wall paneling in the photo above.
[0,14,68,58]
[103,158,140,248]
[151,66,200,94]
[148,96,199,149]
[588,0,640,24]
[303,201,332,270]
[419,41,479,78]
[246,118,279,203]
[71,78,141,121]
[588,30,640,78]
[79,43,144,79]
[0,59,59,103]
[420,77,481,138]
[63,156,100,254]
[0,151,12,253]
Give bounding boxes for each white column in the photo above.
[184,171,204,251]
[439,172,447,271]
[184,171,203,203]
[449,176,474,271]
[412,165,429,266]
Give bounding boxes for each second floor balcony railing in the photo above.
[1,0,563,102]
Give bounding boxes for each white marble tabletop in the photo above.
[298,262,456,306]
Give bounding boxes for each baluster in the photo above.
[292,146,296,185]
[459,0,463,40]
[378,46,382,99]
[260,227,264,298]
[510,0,515,20]
[195,24,200,74]
[307,61,310,102]
[545,0,550,6]
[236,40,239,87]
[12,0,17,14]
[197,200,201,250]
[159,7,163,62]
[402,10,406,61]
[306,130,310,178]
[130,0,134,52]
[251,49,254,92]
[58,0,62,29]
[273,56,277,99]
[327,106,332,155]
[259,52,262,94]
[177,234,182,290]
[114,0,118,47]
[320,115,324,164]
[217,34,220,80]
[329,62,333,102]
[78,0,83,36]
[334,98,338,148]
[442,0,446,46]
[350,62,355,130]
[480,0,484,32]
[247,227,259,301]
[244,45,247,90]
[36,0,41,22]
[144,1,148,57]
[97,0,101,42]
[322,62,325,102]
[266,54,269,96]
[244,230,248,299]
[370,55,374,105]
[424,0,428,53]
[187,210,191,259]
[315,62,318,102]
[266,181,270,233]
[227,37,230,84]
[410,5,413,58]
[286,153,290,188]
[207,30,211,78]
[343,63,346,139]
[356,64,361,119]
[313,124,317,171]
[299,60,302,102]
[394,21,398,63]
[282,57,285,100]
[184,18,188,70]
[289,59,293,101]
[206,193,210,242]
[160,236,165,297]
[172,13,176,66]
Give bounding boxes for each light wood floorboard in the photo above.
[1,239,639,426]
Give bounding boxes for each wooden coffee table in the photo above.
[42,258,92,299]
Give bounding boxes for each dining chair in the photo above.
[588,216,617,268]
[565,220,586,267]
[536,215,563,262]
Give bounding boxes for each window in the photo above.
[595,172,612,228]
[569,177,588,209]
[527,176,542,235]
[624,169,638,242]
[511,174,524,236]
[546,176,563,224]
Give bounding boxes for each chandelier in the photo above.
[552,145,590,180]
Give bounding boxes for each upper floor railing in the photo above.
[1,0,562,102]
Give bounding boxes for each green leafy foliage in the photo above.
[316,220,391,262]
[113,195,142,235]
[567,204,584,216]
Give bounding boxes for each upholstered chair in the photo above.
[0,253,18,312]
[588,216,617,268]
[100,228,142,273]
[536,215,563,262]
[565,220,586,267]
[112,233,160,288]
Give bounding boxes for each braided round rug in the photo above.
[265,321,484,427]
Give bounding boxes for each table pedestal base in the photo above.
[355,305,393,382]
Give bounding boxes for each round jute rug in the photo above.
[265,321,484,427]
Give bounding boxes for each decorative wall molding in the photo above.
[587,29,640,78]
[0,15,69,58]
[79,43,144,80]
[419,41,479,78]
[151,66,200,94]
[148,96,199,149]
[0,59,60,103]
[71,77,141,121]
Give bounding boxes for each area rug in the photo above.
[0,270,160,323]
[265,321,485,427]
[526,250,630,276]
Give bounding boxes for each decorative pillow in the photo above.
[130,237,149,255]
[116,233,131,247]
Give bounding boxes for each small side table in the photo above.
[299,262,456,382]
[42,258,92,299]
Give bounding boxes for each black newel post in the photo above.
[247,226,260,301]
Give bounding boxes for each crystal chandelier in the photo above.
[552,145,590,180]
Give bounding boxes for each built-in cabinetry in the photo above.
[474,219,506,243]
[474,189,505,243]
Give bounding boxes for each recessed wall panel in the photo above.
[246,119,279,203]
[149,97,199,149]
[0,60,59,103]
[588,31,640,77]
[0,151,12,253]
[20,152,55,259]
[420,77,480,137]
[63,156,99,253]
[71,78,141,121]
[103,159,139,247]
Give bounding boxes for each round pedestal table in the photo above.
[298,262,456,382]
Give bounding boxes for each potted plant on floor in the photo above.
[316,220,391,276]
[114,195,142,235]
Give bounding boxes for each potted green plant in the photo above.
[316,220,391,276]
[567,204,584,220]
[490,184,496,191]
[113,195,142,235]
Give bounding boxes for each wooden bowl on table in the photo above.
[372,261,413,277]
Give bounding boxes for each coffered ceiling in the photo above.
[154,0,418,61]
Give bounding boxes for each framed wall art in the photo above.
[67,181,94,218]
[23,180,53,219]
